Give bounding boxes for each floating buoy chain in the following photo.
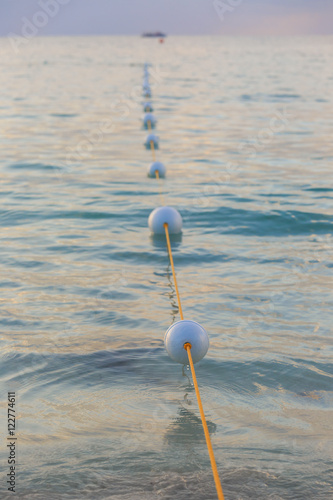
[142,63,224,500]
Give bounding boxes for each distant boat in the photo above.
[142,32,167,38]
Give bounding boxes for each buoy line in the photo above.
[142,62,225,500]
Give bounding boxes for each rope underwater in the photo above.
[163,222,184,320]
[143,63,225,500]
[185,343,225,500]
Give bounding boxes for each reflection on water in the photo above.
[165,406,217,445]
[150,232,183,249]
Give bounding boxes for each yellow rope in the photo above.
[150,140,156,161]
[163,223,184,320]
[164,219,224,499]
[184,343,225,500]
[147,118,164,201]
[155,170,166,205]
[147,120,156,161]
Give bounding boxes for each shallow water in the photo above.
[0,36,332,499]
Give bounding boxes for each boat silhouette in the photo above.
[142,32,167,38]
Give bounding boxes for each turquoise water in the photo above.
[0,36,332,499]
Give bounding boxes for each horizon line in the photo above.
[1,33,333,38]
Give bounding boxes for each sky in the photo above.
[0,0,332,37]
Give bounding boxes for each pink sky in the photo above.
[0,0,332,36]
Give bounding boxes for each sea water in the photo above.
[0,36,332,499]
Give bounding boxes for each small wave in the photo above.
[8,162,62,171]
[0,346,165,392]
[185,207,333,236]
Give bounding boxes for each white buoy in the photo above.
[148,161,166,178]
[145,133,159,149]
[164,320,209,364]
[148,206,182,234]
[143,101,154,112]
[143,113,157,129]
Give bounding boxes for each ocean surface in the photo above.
[0,35,332,499]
